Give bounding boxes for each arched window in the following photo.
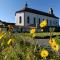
[50,20,52,26]
[19,16,22,23]
[27,16,29,24]
[34,17,36,24]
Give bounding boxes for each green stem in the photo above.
[43,57,47,60]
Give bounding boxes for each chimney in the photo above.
[48,8,54,15]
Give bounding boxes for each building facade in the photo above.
[15,5,59,30]
[0,20,15,32]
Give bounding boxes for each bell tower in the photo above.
[25,2,28,8]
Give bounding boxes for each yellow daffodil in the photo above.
[40,20,47,28]
[40,49,49,58]
[30,28,36,34]
[30,28,36,38]
[51,43,59,52]
[0,35,4,39]
[0,32,6,39]
[49,38,59,52]
[49,38,56,45]
[7,39,12,45]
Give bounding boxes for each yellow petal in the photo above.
[51,43,59,52]
[40,49,49,58]
[7,39,12,45]
[30,28,36,34]
[40,20,47,28]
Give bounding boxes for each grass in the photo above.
[16,32,60,45]
[16,32,60,37]
[14,32,60,45]
[0,31,60,60]
[36,32,60,36]
[54,35,60,45]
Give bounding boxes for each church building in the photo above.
[15,4,59,32]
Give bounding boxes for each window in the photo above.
[50,20,52,26]
[39,18,40,24]
[34,17,36,24]
[53,21,57,25]
[27,16,29,24]
[19,16,22,23]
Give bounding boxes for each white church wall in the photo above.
[47,17,59,26]
[24,12,37,26]
[24,12,59,27]
[24,12,44,26]
[15,11,59,27]
[15,12,24,26]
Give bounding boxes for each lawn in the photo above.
[18,32,60,37]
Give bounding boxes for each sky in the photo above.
[0,0,60,24]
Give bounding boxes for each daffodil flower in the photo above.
[40,20,47,28]
[40,49,49,58]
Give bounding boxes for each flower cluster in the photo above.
[30,28,36,37]
[49,38,59,52]
[40,49,49,58]
[0,32,6,39]
[40,20,47,28]
[0,20,60,60]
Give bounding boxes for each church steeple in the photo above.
[25,2,28,8]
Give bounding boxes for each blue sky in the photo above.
[0,0,60,24]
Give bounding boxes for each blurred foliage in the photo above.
[0,29,60,60]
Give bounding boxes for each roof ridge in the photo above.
[16,7,59,19]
